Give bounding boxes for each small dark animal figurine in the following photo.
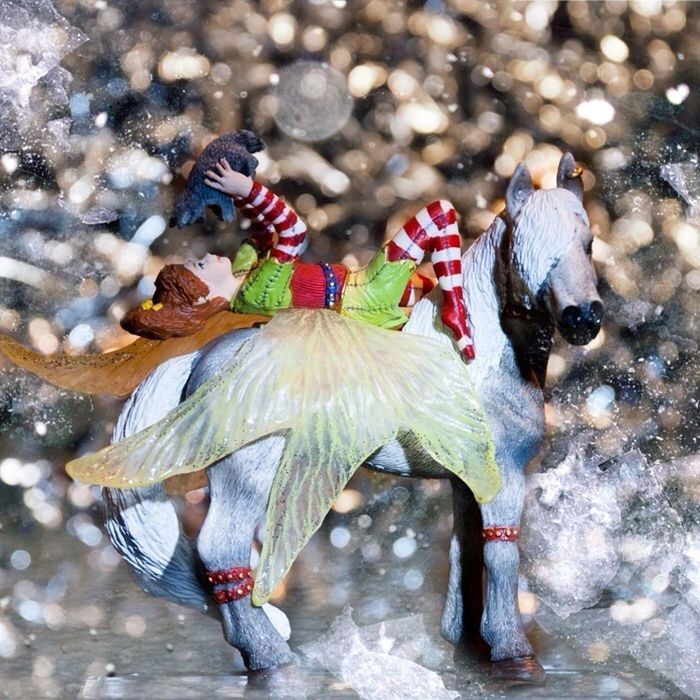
[171,129,265,227]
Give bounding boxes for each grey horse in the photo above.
[103,153,603,680]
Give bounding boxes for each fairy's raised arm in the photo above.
[206,159,307,263]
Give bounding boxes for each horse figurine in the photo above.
[102,153,603,680]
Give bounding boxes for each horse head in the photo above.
[503,153,603,346]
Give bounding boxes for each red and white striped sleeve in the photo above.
[235,181,307,263]
[233,196,276,254]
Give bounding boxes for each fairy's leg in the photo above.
[399,272,436,308]
[386,201,475,361]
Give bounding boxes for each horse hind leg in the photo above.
[197,437,293,671]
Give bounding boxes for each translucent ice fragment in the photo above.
[628,602,700,700]
[356,615,449,668]
[660,159,700,222]
[660,160,700,207]
[301,608,456,699]
[339,638,458,700]
[521,443,622,617]
[80,207,120,225]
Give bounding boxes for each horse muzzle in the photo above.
[557,301,604,345]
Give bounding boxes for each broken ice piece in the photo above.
[340,637,458,700]
[660,161,700,206]
[357,615,449,669]
[301,608,447,671]
[521,440,623,617]
[0,0,87,148]
[300,607,361,673]
[80,207,119,225]
[628,601,700,699]
[301,608,457,699]
[660,161,700,223]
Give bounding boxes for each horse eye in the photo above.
[198,262,205,269]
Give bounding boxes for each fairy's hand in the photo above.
[204,159,254,198]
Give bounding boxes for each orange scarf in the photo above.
[0,312,267,398]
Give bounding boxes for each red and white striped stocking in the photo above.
[399,272,436,307]
[386,200,475,361]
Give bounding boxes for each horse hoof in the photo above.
[491,655,546,684]
[247,659,311,697]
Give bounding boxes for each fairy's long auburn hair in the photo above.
[121,264,229,340]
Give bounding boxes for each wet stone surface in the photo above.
[0,525,687,700]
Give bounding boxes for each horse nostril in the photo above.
[580,301,603,331]
[559,303,603,345]
[588,301,604,326]
[561,305,584,330]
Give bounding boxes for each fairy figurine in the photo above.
[123,159,476,361]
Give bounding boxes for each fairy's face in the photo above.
[184,254,240,301]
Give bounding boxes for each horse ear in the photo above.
[505,163,534,218]
[557,152,584,201]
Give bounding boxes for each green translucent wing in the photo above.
[66,335,292,488]
[248,312,499,604]
[253,314,400,603]
[67,310,499,604]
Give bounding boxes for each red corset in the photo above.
[290,263,348,309]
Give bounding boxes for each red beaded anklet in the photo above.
[206,565,252,585]
[205,566,255,604]
[482,526,519,542]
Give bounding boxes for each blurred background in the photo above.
[0,0,698,697]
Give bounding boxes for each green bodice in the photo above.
[231,247,415,328]
[339,249,416,328]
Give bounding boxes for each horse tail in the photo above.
[102,351,209,611]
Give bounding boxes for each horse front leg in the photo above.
[197,439,293,671]
[441,480,488,658]
[479,460,545,681]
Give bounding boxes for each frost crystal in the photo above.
[0,0,86,149]
[660,156,700,223]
